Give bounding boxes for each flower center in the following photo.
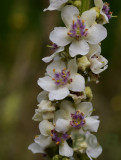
[68,18,88,40]
[52,68,72,87]
[51,129,70,145]
[70,110,85,129]
[102,2,112,20]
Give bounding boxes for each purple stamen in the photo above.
[51,129,70,145]
[68,18,88,40]
[52,69,72,87]
[70,111,85,129]
[102,2,112,20]
[49,43,59,51]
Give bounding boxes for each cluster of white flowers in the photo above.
[28,0,113,159]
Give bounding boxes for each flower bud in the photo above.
[73,0,82,8]
[77,56,90,71]
[91,7,100,18]
[52,155,62,160]
[85,86,93,101]
[62,158,70,160]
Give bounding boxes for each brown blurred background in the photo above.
[0,0,121,160]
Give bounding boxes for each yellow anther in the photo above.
[35,135,39,138]
[53,69,56,72]
[56,142,60,145]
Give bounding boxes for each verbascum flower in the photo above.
[94,0,112,24]
[54,100,100,133]
[71,130,102,160]
[29,120,73,157]
[44,0,68,12]
[38,59,85,101]
[50,5,107,57]
[87,44,108,74]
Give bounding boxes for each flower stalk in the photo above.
[80,0,91,14]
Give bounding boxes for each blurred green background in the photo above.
[0,0,121,160]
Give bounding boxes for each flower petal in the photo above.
[67,58,77,75]
[87,44,101,59]
[84,117,100,132]
[55,119,70,132]
[54,110,69,123]
[59,141,73,157]
[42,47,64,63]
[28,143,45,154]
[87,24,107,44]
[32,111,42,121]
[44,0,68,11]
[94,0,103,8]
[39,120,54,136]
[87,145,102,159]
[35,135,53,148]
[90,55,108,74]
[86,133,102,158]
[100,10,109,24]
[69,74,85,92]
[42,112,54,120]
[76,102,93,116]
[38,76,56,92]
[37,100,55,112]
[37,91,48,103]
[69,40,89,57]
[81,10,96,27]
[60,100,75,114]
[49,87,69,101]
[61,5,79,28]
[49,27,70,46]
[46,60,66,77]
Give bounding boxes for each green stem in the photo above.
[80,0,91,15]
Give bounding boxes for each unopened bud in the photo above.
[77,56,90,71]
[91,7,100,18]
[74,0,82,8]
[52,155,62,160]
[62,158,70,160]
[85,86,93,101]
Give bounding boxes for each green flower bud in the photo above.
[52,155,62,160]
[77,56,90,71]
[62,158,70,160]
[74,0,82,8]
[85,86,93,101]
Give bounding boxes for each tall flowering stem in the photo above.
[28,0,114,160]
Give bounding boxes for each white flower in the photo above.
[29,120,73,157]
[94,0,112,24]
[50,5,107,57]
[32,100,55,121]
[38,59,85,101]
[87,44,108,74]
[42,44,64,63]
[54,100,100,133]
[44,0,68,12]
[71,130,102,160]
